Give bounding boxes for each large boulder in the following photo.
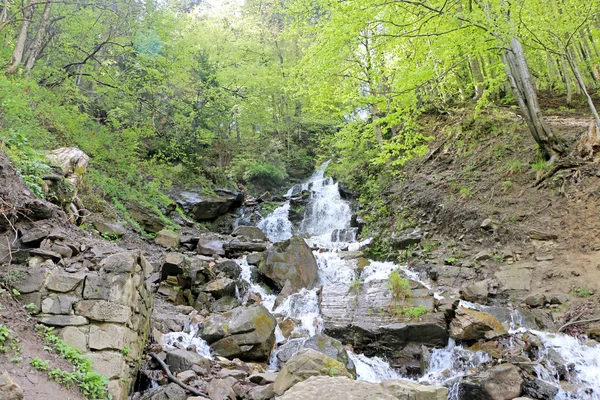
[125,202,166,233]
[273,349,352,395]
[457,363,523,400]
[201,304,277,361]
[45,147,89,187]
[278,376,447,400]
[232,226,267,242]
[320,276,445,374]
[175,191,243,221]
[450,307,508,341]
[258,237,318,294]
[302,334,356,377]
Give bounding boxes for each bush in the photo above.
[243,162,287,187]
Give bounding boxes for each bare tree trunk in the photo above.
[1,0,8,22]
[502,37,566,160]
[560,55,574,106]
[24,0,53,74]
[370,102,384,150]
[470,56,485,100]
[566,47,600,130]
[7,1,34,74]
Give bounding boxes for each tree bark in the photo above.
[566,47,600,130]
[7,1,35,74]
[24,0,53,74]
[502,37,566,160]
[470,56,485,101]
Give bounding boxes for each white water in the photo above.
[253,161,403,382]
[162,323,212,359]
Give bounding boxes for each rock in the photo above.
[86,351,127,379]
[176,370,197,383]
[13,268,47,294]
[39,315,89,326]
[273,349,352,395]
[478,364,523,400]
[302,333,356,377]
[201,304,277,361]
[89,324,130,351]
[214,260,242,279]
[207,377,237,400]
[210,296,239,313]
[474,250,491,261]
[248,384,275,400]
[232,226,267,241]
[165,349,211,374]
[321,278,444,367]
[176,191,242,221]
[58,326,87,351]
[126,202,166,233]
[549,293,569,305]
[46,269,85,292]
[390,228,422,250]
[0,371,23,400]
[528,230,558,241]
[522,377,560,399]
[381,379,448,399]
[495,263,534,292]
[258,237,318,294]
[249,372,278,385]
[202,278,236,299]
[247,252,263,266]
[20,227,50,244]
[41,295,78,314]
[142,383,187,400]
[197,235,225,256]
[278,376,447,400]
[481,217,500,232]
[525,294,547,308]
[155,229,180,249]
[217,369,248,379]
[100,252,137,274]
[460,280,489,303]
[93,220,126,237]
[450,307,507,341]
[45,147,89,186]
[331,228,358,243]
[74,300,132,323]
[224,240,269,256]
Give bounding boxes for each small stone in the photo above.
[93,220,126,237]
[481,217,500,232]
[535,254,554,261]
[528,230,558,241]
[217,369,248,379]
[474,250,491,261]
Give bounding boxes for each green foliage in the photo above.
[402,305,430,319]
[122,346,131,356]
[444,257,457,265]
[30,356,50,371]
[571,286,593,298]
[387,271,412,303]
[531,159,550,171]
[35,325,108,399]
[242,162,288,188]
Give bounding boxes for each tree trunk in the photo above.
[560,55,573,106]
[470,56,485,100]
[6,1,34,74]
[24,0,53,74]
[502,37,566,160]
[1,0,8,22]
[566,47,600,130]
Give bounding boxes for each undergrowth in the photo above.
[33,324,109,399]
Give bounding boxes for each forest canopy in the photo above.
[1,0,599,221]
